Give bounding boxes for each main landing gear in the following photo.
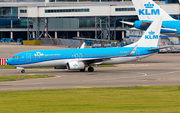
[80,68,86,72]
[88,66,94,72]
[79,66,94,72]
[21,69,25,73]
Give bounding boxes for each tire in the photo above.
[21,70,25,73]
[88,67,94,72]
[80,68,86,72]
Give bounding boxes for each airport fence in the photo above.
[0,58,8,65]
[41,38,82,47]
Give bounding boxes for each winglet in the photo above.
[79,42,86,49]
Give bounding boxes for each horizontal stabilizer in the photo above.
[148,45,173,51]
[120,21,134,26]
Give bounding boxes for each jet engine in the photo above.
[67,61,85,70]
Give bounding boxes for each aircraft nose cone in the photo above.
[6,59,10,64]
[6,59,12,65]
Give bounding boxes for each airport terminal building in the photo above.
[0,0,179,41]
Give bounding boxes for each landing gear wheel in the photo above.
[88,67,94,72]
[80,68,86,72]
[21,69,25,73]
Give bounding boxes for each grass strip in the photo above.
[0,65,15,69]
[0,75,54,82]
[0,86,180,113]
[0,65,53,69]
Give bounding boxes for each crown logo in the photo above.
[148,30,155,35]
[144,2,154,8]
[73,64,78,67]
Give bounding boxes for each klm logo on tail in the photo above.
[145,30,158,39]
[139,2,160,15]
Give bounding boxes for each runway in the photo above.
[1,53,180,91]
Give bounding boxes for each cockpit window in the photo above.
[13,56,20,59]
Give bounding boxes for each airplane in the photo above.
[121,0,180,37]
[6,16,164,73]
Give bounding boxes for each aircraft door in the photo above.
[26,53,31,62]
[75,53,83,59]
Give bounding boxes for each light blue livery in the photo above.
[7,16,163,73]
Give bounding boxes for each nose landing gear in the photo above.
[21,69,25,73]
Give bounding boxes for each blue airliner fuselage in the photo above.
[6,16,163,73]
[6,47,158,67]
[134,20,180,33]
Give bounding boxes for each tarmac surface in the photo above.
[0,44,180,91]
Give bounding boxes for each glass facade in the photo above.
[79,17,95,28]
[49,0,165,2]
[0,7,27,29]
[20,10,27,13]
[45,8,89,13]
[166,0,178,3]
[115,8,135,12]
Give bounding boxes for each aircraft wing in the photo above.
[77,45,138,65]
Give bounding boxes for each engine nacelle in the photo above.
[67,61,85,70]
[134,20,152,30]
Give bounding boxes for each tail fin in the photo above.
[132,0,174,21]
[126,16,163,47]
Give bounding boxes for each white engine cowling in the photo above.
[67,61,85,70]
